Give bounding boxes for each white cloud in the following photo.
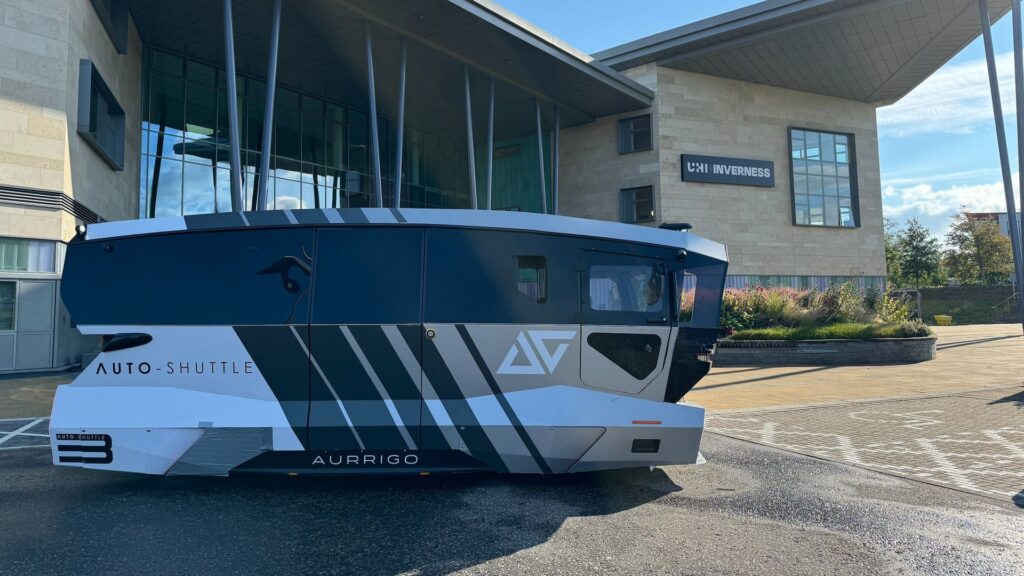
[882,175,1017,219]
[275,195,301,210]
[877,52,1017,137]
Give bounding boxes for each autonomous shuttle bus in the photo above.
[50,208,727,476]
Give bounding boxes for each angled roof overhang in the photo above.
[127,0,653,129]
[595,0,1012,105]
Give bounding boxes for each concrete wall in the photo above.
[0,0,143,242]
[560,65,887,280]
[559,64,660,222]
[657,68,884,278]
[66,0,143,224]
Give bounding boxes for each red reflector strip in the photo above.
[632,420,662,425]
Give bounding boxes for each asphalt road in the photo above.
[1,434,1021,576]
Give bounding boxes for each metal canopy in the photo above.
[596,0,1013,105]
[127,0,652,134]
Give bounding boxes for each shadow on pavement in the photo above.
[0,451,682,576]
[694,365,834,391]
[936,335,1020,351]
[988,389,1024,408]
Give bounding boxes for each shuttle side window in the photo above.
[677,271,696,323]
[589,264,665,314]
[516,256,547,304]
[674,262,727,328]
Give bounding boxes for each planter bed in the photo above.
[713,336,937,366]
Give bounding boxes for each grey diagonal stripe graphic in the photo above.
[340,326,417,450]
[433,324,542,474]
[382,325,461,450]
[290,325,365,450]
[456,325,552,474]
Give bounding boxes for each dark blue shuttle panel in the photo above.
[311,227,424,325]
[424,228,581,325]
[62,228,316,326]
[308,227,425,451]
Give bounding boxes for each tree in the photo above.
[895,218,941,288]
[943,209,1014,286]
[884,217,903,287]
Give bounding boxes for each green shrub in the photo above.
[894,319,932,337]
[820,282,867,324]
[877,290,913,324]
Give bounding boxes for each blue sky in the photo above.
[501,0,1023,241]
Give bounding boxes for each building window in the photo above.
[88,0,129,54]
[790,128,857,227]
[620,186,654,223]
[0,239,55,273]
[515,256,547,304]
[618,115,652,154]
[0,282,15,331]
[78,60,125,171]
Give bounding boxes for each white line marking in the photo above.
[0,444,50,451]
[0,418,46,447]
[0,417,48,422]
[290,326,365,450]
[340,326,417,450]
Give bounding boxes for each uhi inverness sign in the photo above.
[681,154,775,187]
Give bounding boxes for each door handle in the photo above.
[647,316,668,324]
[100,333,153,352]
[258,255,311,293]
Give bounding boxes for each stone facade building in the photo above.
[0,0,1008,371]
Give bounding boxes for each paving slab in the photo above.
[692,324,1024,412]
[707,387,1024,506]
[0,372,74,419]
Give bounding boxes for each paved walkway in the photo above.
[692,324,1024,412]
[0,372,74,419]
[707,386,1024,506]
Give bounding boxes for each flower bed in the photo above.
[709,284,937,365]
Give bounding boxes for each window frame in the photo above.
[620,185,655,224]
[78,60,126,171]
[515,255,548,304]
[618,114,653,154]
[788,126,859,229]
[582,250,668,326]
[0,281,16,332]
[0,238,56,274]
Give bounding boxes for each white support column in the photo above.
[486,77,495,210]
[256,0,282,211]
[465,67,478,209]
[365,23,383,208]
[222,0,243,212]
[980,0,1024,330]
[1012,0,1024,310]
[535,99,547,214]
[553,106,560,216]
[393,38,407,208]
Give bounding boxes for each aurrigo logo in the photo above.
[497,330,576,375]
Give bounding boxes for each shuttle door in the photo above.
[579,251,672,394]
[307,227,425,452]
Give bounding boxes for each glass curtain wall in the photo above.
[140,48,555,217]
[140,48,389,216]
